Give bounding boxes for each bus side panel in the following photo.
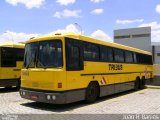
[0,61,23,87]
[0,61,23,79]
[66,60,153,103]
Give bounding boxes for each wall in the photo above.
[114,27,151,52]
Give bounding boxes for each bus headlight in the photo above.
[22,92,26,96]
[47,95,51,100]
[52,95,56,100]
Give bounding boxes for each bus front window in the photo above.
[37,40,62,68]
[24,43,38,68]
[24,40,63,68]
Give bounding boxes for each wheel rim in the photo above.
[87,85,97,99]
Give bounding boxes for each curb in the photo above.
[146,85,160,89]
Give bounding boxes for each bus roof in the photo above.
[0,42,25,48]
[27,32,152,55]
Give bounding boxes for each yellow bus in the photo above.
[20,33,153,104]
[0,42,24,88]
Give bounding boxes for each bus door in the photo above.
[65,38,84,90]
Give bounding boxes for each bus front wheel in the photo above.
[85,82,99,103]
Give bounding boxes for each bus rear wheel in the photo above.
[4,86,12,89]
[85,82,99,103]
[134,78,140,91]
[140,77,146,89]
[16,79,21,89]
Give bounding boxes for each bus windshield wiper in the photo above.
[37,59,46,69]
[26,59,34,69]
[26,51,37,69]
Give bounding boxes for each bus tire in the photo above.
[85,82,99,103]
[140,77,145,89]
[134,78,140,91]
[16,79,21,89]
[5,86,12,89]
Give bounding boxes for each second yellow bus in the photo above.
[0,42,24,88]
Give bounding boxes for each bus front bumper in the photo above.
[19,88,66,104]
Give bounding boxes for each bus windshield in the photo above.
[24,40,63,68]
[24,42,38,68]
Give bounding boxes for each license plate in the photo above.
[30,95,38,100]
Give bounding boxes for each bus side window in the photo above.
[1,47,16,67]
[136,53,142,64]
[144,55,152,65]
[114,49,124,63]
[68,46,80,68]
[125,51,133,63]
[133,53,137,63]
[66,38,84,71]
[149,55,153,65]
[100,46,113,62]
[15,48,24,61]
[84,42,99,61]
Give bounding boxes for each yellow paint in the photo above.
[0,42,24,48]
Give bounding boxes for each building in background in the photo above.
[152,43,160,80]
[152,43,160,64]
[114,27,152,52]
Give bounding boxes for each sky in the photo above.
[0,0,160,43]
